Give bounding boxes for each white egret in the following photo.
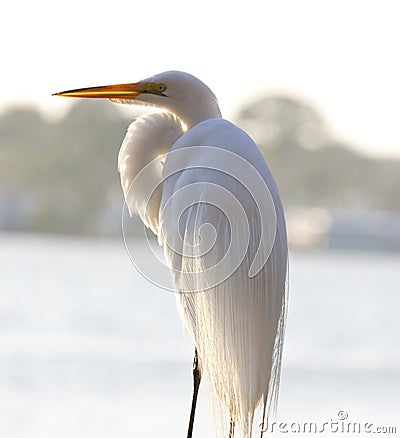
[54,71,288,438]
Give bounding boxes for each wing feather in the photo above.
[160,119,288,437]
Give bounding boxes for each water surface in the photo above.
[1,234,399,437]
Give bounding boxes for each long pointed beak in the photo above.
[52,83,144,99]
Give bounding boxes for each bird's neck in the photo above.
[185,107,222,131]
[168,96,222,131]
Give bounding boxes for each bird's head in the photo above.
[53,70,221,129]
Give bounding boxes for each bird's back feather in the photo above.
[160,119,288,437]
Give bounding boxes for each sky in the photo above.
[1,0,399,158]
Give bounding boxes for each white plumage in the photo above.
[117,79,288,436]
[55,71,288,438]
[118,112,184,233]
[158,118,288,437]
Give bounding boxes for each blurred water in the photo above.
[0,233,399,437]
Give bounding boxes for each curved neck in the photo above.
[160,92,222,131]
[179,100,222,131]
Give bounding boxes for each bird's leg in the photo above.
[186,348,201,438]
[229,418,235,438]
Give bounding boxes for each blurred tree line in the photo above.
[0,96,398,235]
[0,102,128,234]
[237,97,399,211]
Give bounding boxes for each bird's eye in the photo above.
[157,83,167,93]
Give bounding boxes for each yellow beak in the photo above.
[52,82,146,99]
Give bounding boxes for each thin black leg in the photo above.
[187,348,201,438]
[229,418,235,438]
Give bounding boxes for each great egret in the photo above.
[54,71,288,438]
